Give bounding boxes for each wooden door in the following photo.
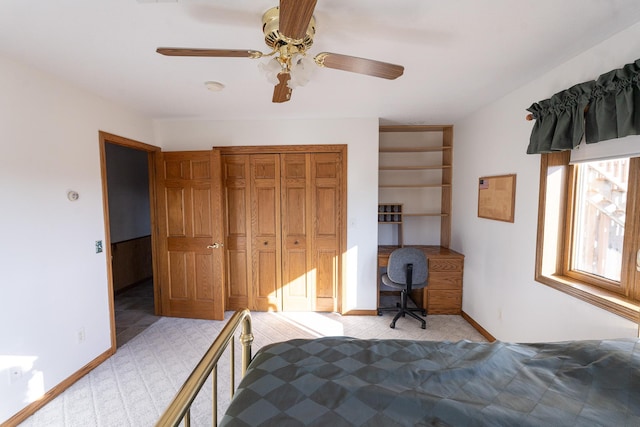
[250,155,282,311]
[156,150,225,320]
[281,154,312,311]
[311,152,342,312]
[223,154,282,311]
[223,155,251,310]
[221,146,344,313]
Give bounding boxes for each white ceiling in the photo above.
[2,0,640,124]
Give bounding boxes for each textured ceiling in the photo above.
[1,0,640,124]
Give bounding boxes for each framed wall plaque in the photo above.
[478,174,516,223]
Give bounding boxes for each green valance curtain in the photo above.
[526,59,640,154]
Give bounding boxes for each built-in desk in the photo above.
[378,245,464,314]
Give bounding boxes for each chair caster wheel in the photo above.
[390,323,396,329]
[377,310,382,316]
[421,323,426,329]
[421,310,427,316]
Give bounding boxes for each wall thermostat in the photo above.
[67,190,79,201]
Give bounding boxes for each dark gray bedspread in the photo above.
[220,337,640,426]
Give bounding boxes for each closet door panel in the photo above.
[223,155,250,309]
[250,155,281,311]
[316,249,337,298]
[311,153,342,311]
[227,247,248,304]
[226,189,246,235]
[281,154,311,311]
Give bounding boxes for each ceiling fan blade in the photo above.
[314,52,404,80]
[273,72,292,103]
[156,48,262,58]
[278,0,317,40]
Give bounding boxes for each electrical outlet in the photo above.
[8,367,22,385]
[95,240,103,253]
[77,327,86,344]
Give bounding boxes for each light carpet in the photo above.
[19,309,486,427]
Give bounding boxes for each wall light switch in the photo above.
[95,240,103,253]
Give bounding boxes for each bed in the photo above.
[156,310,640,426]
[219,337,640,426]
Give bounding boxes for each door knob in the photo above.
[207,242,224,249]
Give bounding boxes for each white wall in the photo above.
[153,118,380,312]
[0,55,153,424]
[452,23,640,342]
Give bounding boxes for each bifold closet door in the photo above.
[223,150,342,312]
[281,154,312,311]
[223,154,251,310]
[249,155,282,311]
[311,153,342,312]
[223,154,282,311]
[281,152,342,312]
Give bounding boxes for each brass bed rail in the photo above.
[156,309,253,427]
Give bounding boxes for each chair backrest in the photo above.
[387,247,428,285]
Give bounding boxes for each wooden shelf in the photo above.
[404,213,450,217]
[379,184,450,188]
[379,125,452,132]
[379,165,451,171]
[379,146,451,153]
[378,125,453,247]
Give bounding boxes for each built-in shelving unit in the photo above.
[378,125,453,247]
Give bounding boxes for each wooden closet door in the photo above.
[222,155,251,310]
[221,147,344,313]
[250,155,281,311]
[281,154,312,311]
[311,152,342,312]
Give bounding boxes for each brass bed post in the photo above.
[240,314,253,377]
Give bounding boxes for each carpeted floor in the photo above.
[19,305,486,427]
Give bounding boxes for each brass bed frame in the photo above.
[155,309,253,427]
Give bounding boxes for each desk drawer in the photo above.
[429,258,463,272]
[428,272,462,290]
[427,290,462,314]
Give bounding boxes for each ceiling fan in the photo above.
[156,0,404,103]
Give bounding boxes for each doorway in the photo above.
[99,131,161,348]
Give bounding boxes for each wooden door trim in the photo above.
[339,147,347,313]
[215,145,346,154]
[98,131,160,351]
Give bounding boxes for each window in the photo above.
[535,152,640,321]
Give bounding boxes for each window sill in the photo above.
[536,273,639,322]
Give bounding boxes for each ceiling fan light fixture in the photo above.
[204,81,225,92]
[258,57,283,85]
[288,55,315,89]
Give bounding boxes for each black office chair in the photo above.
[380,247,428,329]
